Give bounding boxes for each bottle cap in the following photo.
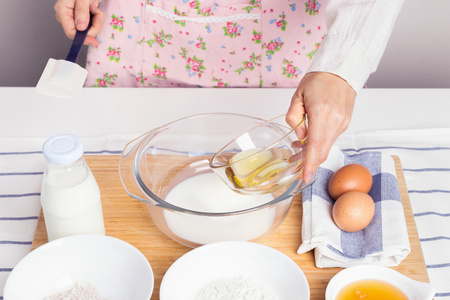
[42,134,84,164]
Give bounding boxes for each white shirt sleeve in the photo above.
[307,0,404,92]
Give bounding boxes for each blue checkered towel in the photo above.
[297,146,411,268]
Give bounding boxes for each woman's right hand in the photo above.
[54,0,105,46]
[286,72,356,183]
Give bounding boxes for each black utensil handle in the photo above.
[65,14,93,63]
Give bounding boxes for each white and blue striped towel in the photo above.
[297,145,411,268]
[2,129,450,298]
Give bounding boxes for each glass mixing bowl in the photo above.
[119,113,316,248]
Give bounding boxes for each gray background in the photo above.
[1,0,449,88]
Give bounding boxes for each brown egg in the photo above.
[332,191,375,232]
[328,164,373,200]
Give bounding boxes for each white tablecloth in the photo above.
[1,88,450,299]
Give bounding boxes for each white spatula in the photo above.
[36,15,92,98]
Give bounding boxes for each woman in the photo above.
[54,0,404,182]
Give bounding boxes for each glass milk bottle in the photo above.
[41,134,105,241]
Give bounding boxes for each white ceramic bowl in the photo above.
[325,265,435,300]
[4,234,154,300]
[160,241,309,300]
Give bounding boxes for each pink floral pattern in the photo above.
[110,14,125,32]
[135,72,147,84]
[263,38,284,58]
[223,22,241,38]
[282,59,300,78]
[173,7,187,26]
[153,64,168,79]
[92,72,117,87]
[146,30,173,48]
[199,6,215,17]
[85,0,326,88]
[306,36,324,60]
[243,0,261,13]
[180,47,205,78]
[107,46,121,63]
[276,13,287,31]
[305,0,321,15]
[196,36,206,50]
[235,53,262,75]
[212,77,229,88]
[252,30,262,44]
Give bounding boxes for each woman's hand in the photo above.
[54,0,105,46]
[287,72,356,183]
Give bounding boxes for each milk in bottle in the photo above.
[41,134,105,241]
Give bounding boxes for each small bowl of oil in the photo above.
[209,114,314,195]
[325,265,435,300]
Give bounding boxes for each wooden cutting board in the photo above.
[32,155,429,299]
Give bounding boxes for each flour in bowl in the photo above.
[44,282,108,300]
[191,276,279,300]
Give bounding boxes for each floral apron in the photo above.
[85,0,327,88]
